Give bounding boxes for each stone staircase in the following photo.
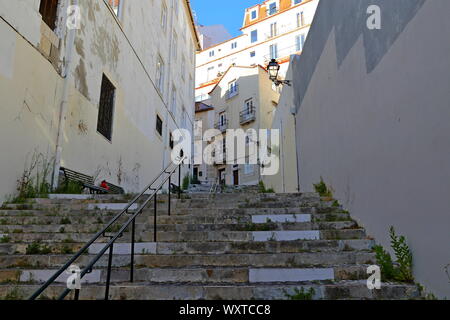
[0,192,420,300]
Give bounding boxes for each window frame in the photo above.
[39,0,59,30]
[156,55,165,94]
[96,74,116,142]
[250,30,258,43]
[156,114,163,137]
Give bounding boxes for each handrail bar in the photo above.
[29,156,185,300]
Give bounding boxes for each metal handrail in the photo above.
[29,156,186,300]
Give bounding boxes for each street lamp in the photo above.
[267,59,291,86]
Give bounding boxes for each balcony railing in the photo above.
[240,108,256,125]
[215,120,228,133]
[226,85,239,100]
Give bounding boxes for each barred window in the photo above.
[39,0,59,30]
[97,75,116,141]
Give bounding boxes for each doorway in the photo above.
[233,169,239,186]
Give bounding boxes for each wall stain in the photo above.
[74,59,89,99]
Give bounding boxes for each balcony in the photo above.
[226,85,239,100]
[240,108,256,125]
[215,120,228,133]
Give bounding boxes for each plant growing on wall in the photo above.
[182,175,190,190]
[373,226,414,283]
[13,151,53,202]
[313,177,333,198]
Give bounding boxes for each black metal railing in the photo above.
[226,85,239,100]
[28,155,186,300]
[240,107,256,124]
[214,119,228,132]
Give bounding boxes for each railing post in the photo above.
[178,164,181,199]
[168,176,171,216]
[130,219,135,283]
[154,192,157,242]
[74,289,80,300]
[104,242,114,301]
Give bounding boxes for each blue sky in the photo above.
[191,0,261,37]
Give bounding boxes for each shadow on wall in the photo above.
[293,0,426,113]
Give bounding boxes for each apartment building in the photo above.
[0,0,200,202]
[195,0,319,101]
[194,65,279,186]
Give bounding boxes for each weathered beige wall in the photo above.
[0,19,61,203]
[292,0,450,297]
[0,0,198,201]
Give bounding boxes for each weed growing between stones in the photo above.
[283,287,315,300]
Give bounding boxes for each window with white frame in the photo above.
[229,80,238,94]
[244,98,254,113]
[270,22,277,38]
[250,9,258,20]
[171,85,177,115]
[209,50,215,57]
[181,56,186,80]
[270,44,278,59]
[156,56,165,94]
[297,11,305,27]
[174,0,179,18]
[181,106,186,128]
[172,32,178,59]
[295,34,305,52]
[231,42,237,49]
[207,66,214,81]
[251,30,258,43]
[161,3,167,31]
[268,2,277,15]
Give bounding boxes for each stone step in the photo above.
[0,221,359,234]
[0,239,375,255]
[0,265,374,285]
[0,229,367,243]
[0,213,352,228]
[0,281,420,300]
[0,252,376,269]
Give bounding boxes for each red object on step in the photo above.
[100,180,110,191]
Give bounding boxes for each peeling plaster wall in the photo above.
[291,0,450,297]
[0,0,198,200]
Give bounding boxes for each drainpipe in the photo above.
[292,112,300,192]
[162,0,175,175]
[52,0,78,189]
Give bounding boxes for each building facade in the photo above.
[194,65,279,186]
[195,0,319,102]
[0,0,200,203]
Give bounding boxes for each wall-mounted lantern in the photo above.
[267,59,291,86]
